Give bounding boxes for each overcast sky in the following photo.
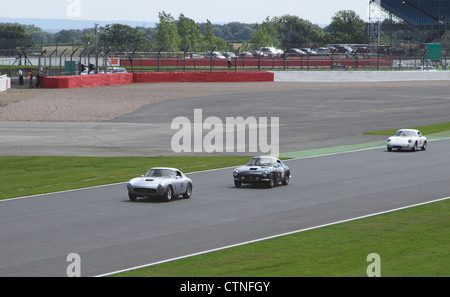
[0,0,372,25]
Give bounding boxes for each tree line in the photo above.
[1,10,369,54]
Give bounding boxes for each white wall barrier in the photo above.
[272,70,450,83]
[0,75,11,92]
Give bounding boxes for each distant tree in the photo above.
[0,23,34,55]
[203,19,228,51]
[23,24,55,45]
[102,24,151,51]
[273,15,323,49]
[203,20,215,47]
[155,11,180,52]
[81,32,95,47]
[250,16,279,49]
[231,24,255,41]
[210,22,256,41]
[326,10,368,44]
[137,27,157,42]
[177,14,204,52]
[3,9,381,56]
[54,29,83,44]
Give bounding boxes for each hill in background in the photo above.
[0,17,157,33]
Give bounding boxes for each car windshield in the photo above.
[246,157,277,167]
[145,169,176,178]
[394,131,416,137]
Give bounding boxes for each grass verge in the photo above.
[364,122,450,136]
[113,198,449,277]
[0,155,251,200]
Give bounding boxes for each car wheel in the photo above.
[234,180,242,188]
[183,183,192,199]
[411,142,417,151]
[267,173,275,188]
[421,141,427,151]
[128,193,137,201]
[164,186,173,202]
[387,146,392,152]
[282,173,290,185]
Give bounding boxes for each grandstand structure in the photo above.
[370,0,449,45]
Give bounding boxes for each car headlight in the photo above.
[157,184,163,193]
[233,169,239,177]
[127,183,132,189]
[387,138,391,143]
[408,139,412,143]
[262,170,268,177]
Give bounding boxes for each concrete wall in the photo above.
[272,70,450,82]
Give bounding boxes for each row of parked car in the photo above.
[190,48,322,59]
[191,45,397,60]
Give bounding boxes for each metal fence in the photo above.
[1,48,449,78]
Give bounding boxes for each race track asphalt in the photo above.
[0,138,449,276]
[1,85,450,156]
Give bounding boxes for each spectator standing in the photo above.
[36,72,42,88]
[227,55,232,69]
[19,69,24,85]
[28,71,34,88]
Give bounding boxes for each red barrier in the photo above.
[40,71,274,88]
[133,71,274,83]
[41,73,133,88]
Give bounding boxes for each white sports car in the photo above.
[386,129,427,151]
[126,167,192,202]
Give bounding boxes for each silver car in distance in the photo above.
[386,129,427,151]
[127,167,193,202]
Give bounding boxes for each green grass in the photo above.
[0,156,251,200]
[364,122,450,136]
[113,199,449,277]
